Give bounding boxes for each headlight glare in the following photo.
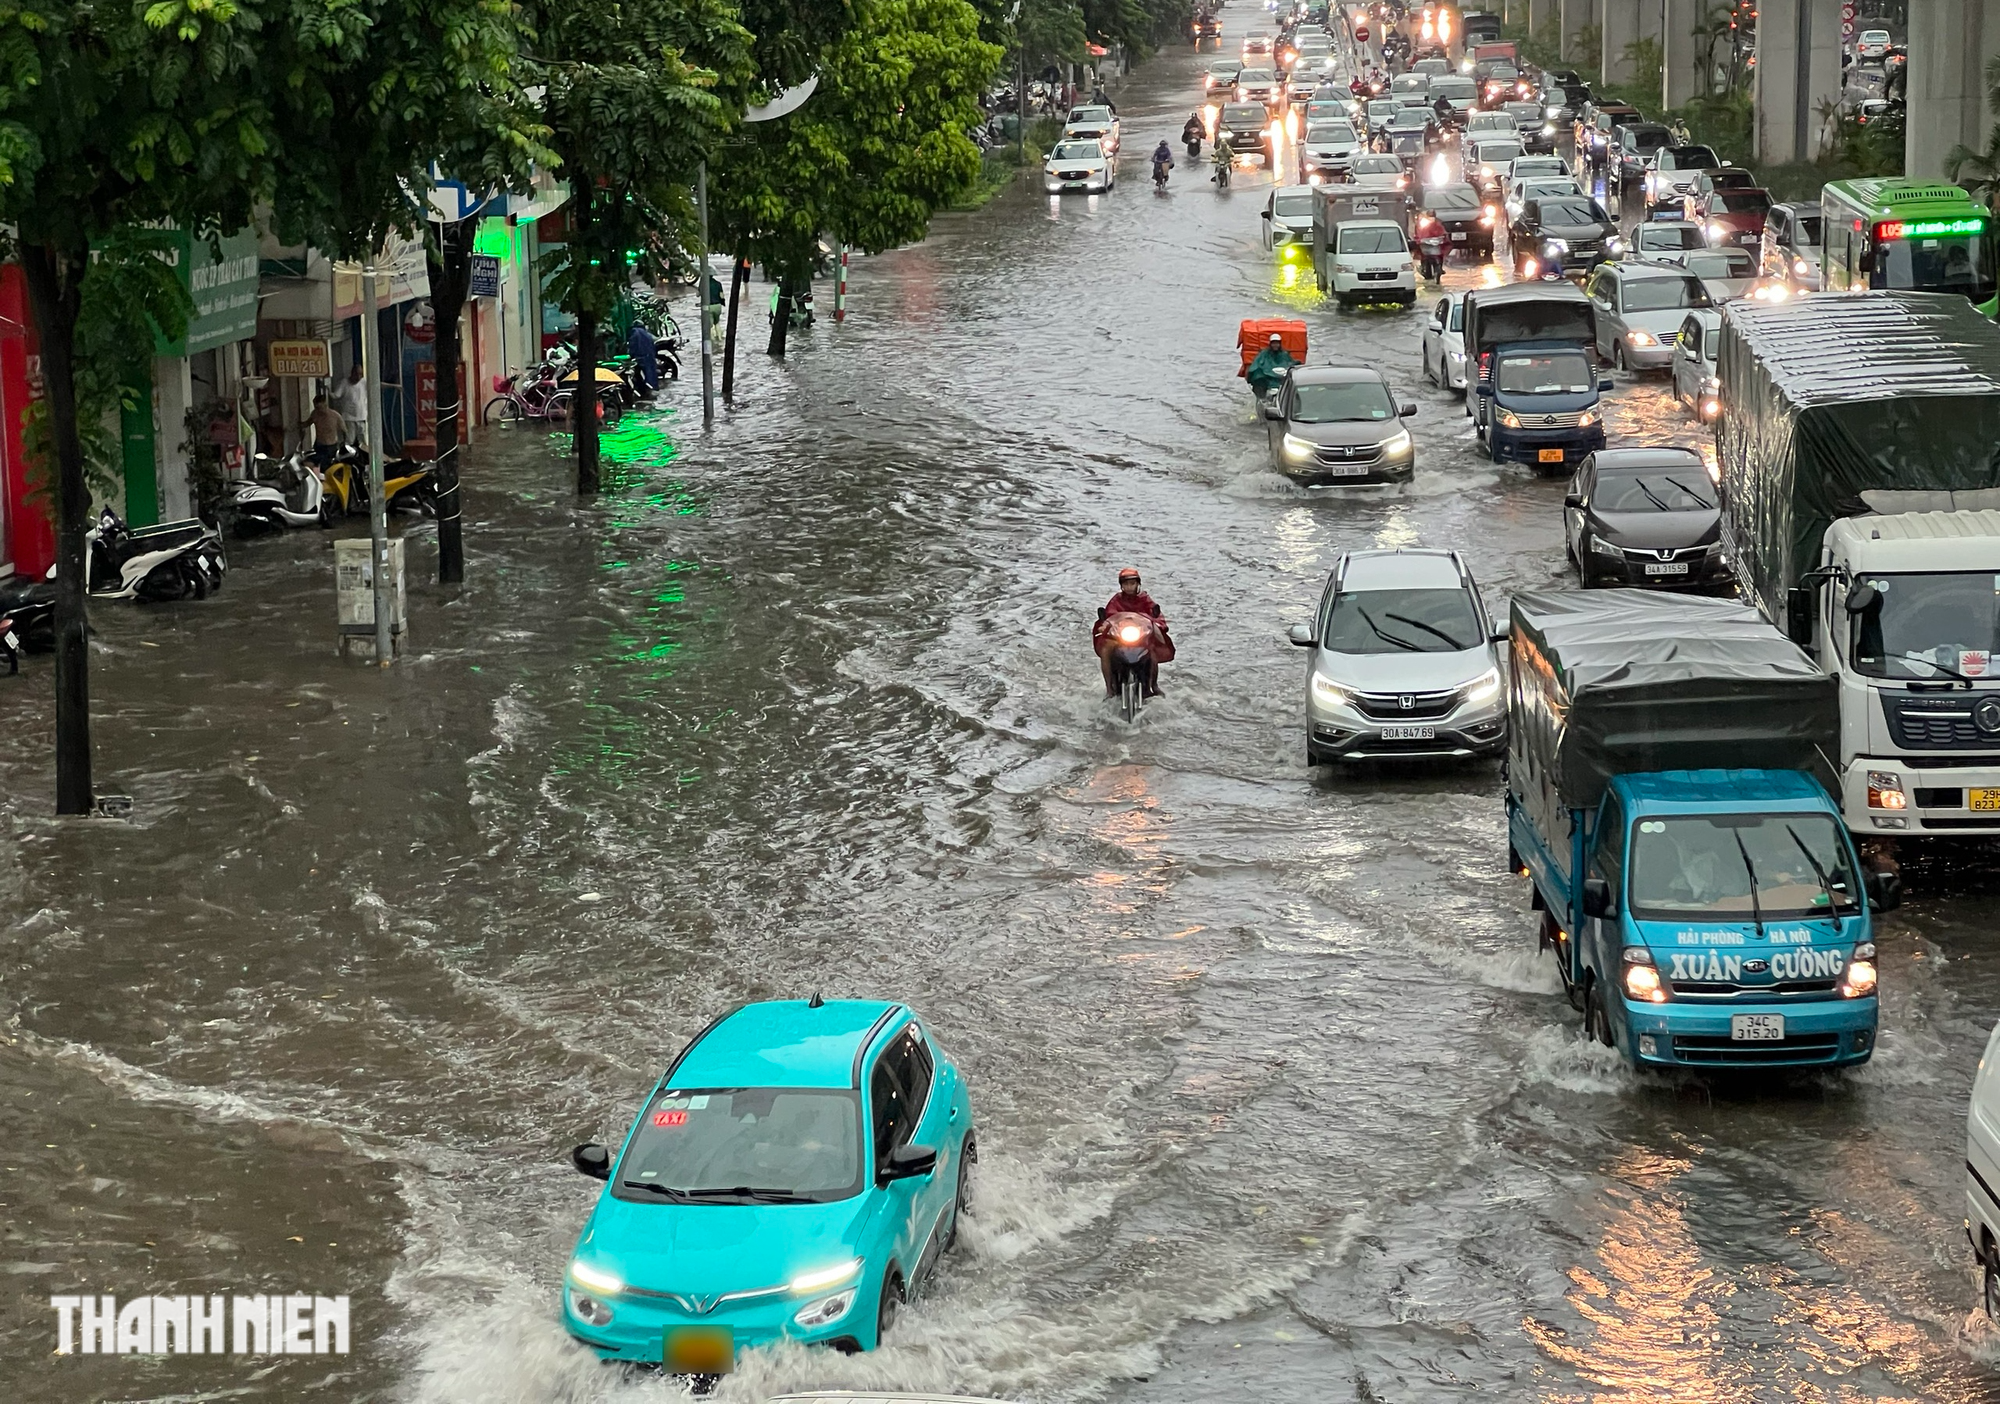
[789,1258,863,1295]
[1627,329,1658,348]
[1842,959,1878,998]
[1282,432,1317,461]
[1380,427,1413,457]
[1460,667,1502,705]
[1311,671,1351,705]
[1623,958,1666,1003]
[1496,408,1522,428]
[570,1261,624,1296]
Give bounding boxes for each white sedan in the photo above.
[1063,104,1120,154]
[1347,153,1408,191]
[1505,176,1583,224]
[1420,290,1469,392]
[1043,139,1114,194]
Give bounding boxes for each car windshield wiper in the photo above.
[1785,824,1844,930]
[679,1186,816,1203]
[622,1180,694,1200]
[1660,475,1714,510]
[1354,606,1422,651]
[1624,477,1677,513]
[1383,610,1471,650]
[1732,829,1766,938]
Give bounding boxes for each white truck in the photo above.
[1311,185,1416,308]
[1717,291,2000,852]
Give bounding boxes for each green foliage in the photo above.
[1946,56,2000,212]
[709,0,1002,279]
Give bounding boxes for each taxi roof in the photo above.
[666,999,903,1090]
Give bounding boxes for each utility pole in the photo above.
[361,265,392,666]
[1017,44,1028,162]
[697,162,715,426]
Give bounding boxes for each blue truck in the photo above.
[1463,282,1612,475]
[1506,591,1896,1070]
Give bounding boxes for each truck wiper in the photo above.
[1356,606,1422,651]
[1784,823,1842,930]
[1898,650,1973,684]
[1732,829,1765,938]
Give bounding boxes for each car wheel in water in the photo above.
[1613,342,1626,372]
[876,1269,904,1344]
[944,1136,976,1252]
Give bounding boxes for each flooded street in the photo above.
[6,26,2000,1404]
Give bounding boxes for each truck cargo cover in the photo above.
[1716,291,2000,618]
[1508,591,1837,811]
[1461,281,1596,356]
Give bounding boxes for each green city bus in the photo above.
[1821,178,1998,316]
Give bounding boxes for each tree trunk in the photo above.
[573,177,600,496]
[425,214,476,584]
[766,274,792,358]
[722,251,747,401]
[19,242,93,815]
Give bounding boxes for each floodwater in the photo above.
[5,18,2000,1404]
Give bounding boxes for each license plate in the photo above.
[1451,232,1467,241]
[2,631,15,650]
[1538,448,1565,463]
[1323,464,1371,476]
[1379,725,1436,740]
[1731,1013,1785,1042]
[664,1325,734,1374]
[1063,180,1087,188]
[1971,788,2000,812]
[1643,561,1690,576]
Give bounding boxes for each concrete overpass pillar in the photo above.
[1905,0,1997,180]
[1753,0,1841,164]
[1601,0,1662,90]
[1560,0,1596,65]
[1664,0,1705,107]
[1528,0,1547,39]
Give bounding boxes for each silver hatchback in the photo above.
[1288,550,1509,764]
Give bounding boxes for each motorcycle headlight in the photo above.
[1116,623,1147,644]
[1460,667,1502,705]
[1495,408,1522,428]
[1380,428,1413,457]
[1793,256,1811,275]
[1311,671,1352,705]
[1282,432,1317,461]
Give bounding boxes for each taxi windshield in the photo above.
[1628,813,1861,921]
[1850,571,2000,679]
[614,1087,864,1204]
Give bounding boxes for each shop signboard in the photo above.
[268,339,332,378]
[152,227,261,357]
[469,255,501,298]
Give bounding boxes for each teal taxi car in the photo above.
[562,999,976,1362]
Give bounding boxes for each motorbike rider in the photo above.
[1182,110,1206,152]
[1432,92,1453,130]
[1151,139,1174,185]
[1095,567,1173,698]
[1245,331,1297,400]
[1211,132,1234,182]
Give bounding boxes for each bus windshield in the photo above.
[1873,228,1999,304]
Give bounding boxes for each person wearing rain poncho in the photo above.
[1245,332,1297,400]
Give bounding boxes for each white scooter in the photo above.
[86,508,227,601]
[228,449,339,535]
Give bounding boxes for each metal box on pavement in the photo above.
[335,537,406,646]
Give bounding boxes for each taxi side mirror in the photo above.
[571,1143,611,1180]
[880,1143,938,1183]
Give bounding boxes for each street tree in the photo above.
[708,0,1002,375]
[519,0,752,494]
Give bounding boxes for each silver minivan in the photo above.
[1288,549,1508,765]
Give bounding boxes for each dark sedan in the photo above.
[1214,102,1276,164]
[1693,186,1772,251]
[1510,196,1619,276]
[1415,182,1496,260]
[1563,448,1732,589]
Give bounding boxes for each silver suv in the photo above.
[1288,549,1508,764]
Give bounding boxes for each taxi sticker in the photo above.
[653,1109,689,1128]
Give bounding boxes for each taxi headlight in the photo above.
[793,1288,858,1328]
[1460,667,1502,705]
[1283,432,1317,461]
[569,1260,624,1296]
[1311,671,1353,705]
[790,1258,863,1294]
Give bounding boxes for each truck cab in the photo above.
[1313,186,1415,307]
[1800,508,2000,838]
[1562,770,1881,1069]
[1475,340,1610,471]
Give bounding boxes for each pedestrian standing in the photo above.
[303,393,344,468]
[329,363,369,446]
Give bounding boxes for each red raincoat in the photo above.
[1093,590,1176,662]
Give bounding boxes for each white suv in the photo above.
[1289,549,1509,764]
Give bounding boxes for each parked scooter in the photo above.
[0,571,55,662]
[349,450,440,517]
[229,449,351,534]
[87,508,226,601]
